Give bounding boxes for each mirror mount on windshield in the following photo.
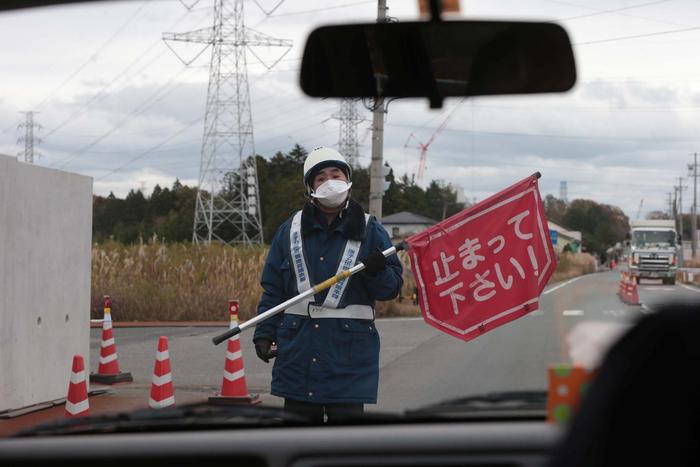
[300,10,576,109]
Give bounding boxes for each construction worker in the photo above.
[253,147,403,423]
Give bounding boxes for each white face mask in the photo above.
[311,179,352,208]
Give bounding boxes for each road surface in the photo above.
[88,270,700,413]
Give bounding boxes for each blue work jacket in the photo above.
[253,199,403,404]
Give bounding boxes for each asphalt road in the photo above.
[89,270,700,413]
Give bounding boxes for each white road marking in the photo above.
[543,276,583,296]
[679,283,700,294]
[563,309,584,316]
[640,303,652,314]
[604,309,626,317]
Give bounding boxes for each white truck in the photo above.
[628,219,679,285]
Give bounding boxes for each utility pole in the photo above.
[17,111,42,164]
[689,153,698,258]
[164,0,291,246]
[368,0,388,219]
[332,99,363,168]
[675,177,686,235]
[667,192,674,216]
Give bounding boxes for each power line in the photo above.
[553,0,684,28]
[34,1,150,110]
[95,115,204,181]
[575,24,700,46]
[49,66,194,170]
[42,9,209,139]
[386,121,700,143]
[252,0,374,27]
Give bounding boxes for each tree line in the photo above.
[544,194,630,260]
[92,144,466,244]
[93,144,631,256]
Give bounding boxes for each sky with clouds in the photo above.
[1,0,700,220]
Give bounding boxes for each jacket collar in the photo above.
[301,198,367,241]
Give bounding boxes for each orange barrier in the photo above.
[618,272,640,306]
[547,364,596,423]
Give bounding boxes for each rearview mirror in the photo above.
[300,21,577,107]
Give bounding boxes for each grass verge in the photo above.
[92,242,596,321]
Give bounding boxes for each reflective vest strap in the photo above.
[285,303,375,320]
[285,299,312,316]
[322,213,372,309]
[285,211,374,317]
[290,210,312,294]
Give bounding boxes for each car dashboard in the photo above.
[0,420,562,467]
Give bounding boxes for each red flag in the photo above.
[406,173,556,342]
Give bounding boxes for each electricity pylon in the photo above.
[332,99,363,168]
[164,0,291,245]
[18,111,42,164]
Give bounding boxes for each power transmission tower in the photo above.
[559,181,568,202]
[163,0,291,245]
[17,111,42,164]
[332,99,363,168]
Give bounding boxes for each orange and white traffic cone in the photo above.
[65,355,90,418]
[91,296,133,385]
[149,336,175,409]
[209,300,259,405]
[628,279,641,306]
[617,274,624,298]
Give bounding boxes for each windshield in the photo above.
[2,0,699,439]
[632,230,676,248]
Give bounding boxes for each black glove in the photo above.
[362,248,387,277]
[254,339,278,363]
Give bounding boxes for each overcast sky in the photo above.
[1,0,700,220]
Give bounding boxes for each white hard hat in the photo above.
[303,147,352,193]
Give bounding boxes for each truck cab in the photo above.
[628,220,679,285]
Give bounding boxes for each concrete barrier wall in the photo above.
[0,154,92,411]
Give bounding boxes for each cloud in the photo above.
[4,0,700,224]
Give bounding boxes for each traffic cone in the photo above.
[149,336,175,409]
[627,279,641,306]
[65,355,90,418]
[618,273,627,299]
[91,296,133,385]
[209,300,260,405]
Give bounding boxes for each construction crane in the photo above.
[636,199,644,220]
[404,98,465,182]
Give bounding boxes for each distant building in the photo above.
[381,211,437,239]
[548,221,582,253]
